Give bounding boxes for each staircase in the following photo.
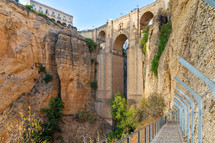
[151,121,184,143]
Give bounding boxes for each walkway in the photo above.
[151,121,184,143]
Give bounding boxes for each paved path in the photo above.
[151,121,184,143]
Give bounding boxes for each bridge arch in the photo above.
[112,33,129,97]
[97,30,106,43]
[113,31,130,51]
[140,11,154,31]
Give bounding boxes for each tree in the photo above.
[108,92,138,141]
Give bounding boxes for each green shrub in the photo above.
[25,5,33,11]
[88,112,95,123]
[74,110,95,123]
[136,98,150,122]
[84,38,97,53]
[148,93,166,117]
[37,65,53,83]
[91,59,95,64]
[59,22,65,26]
[25,5,37,14]
[151,21,172,77]
[90,80,97,89]
[24,97,64,142]
[108,92,138,141]
[23,118,44,142]
[77,110,88,122]
[40,97,64,142]
[90,59,98,65]
[50,18,55,22]
[38,12,49,19]
[44,74,53,83]
[140,27,149,54]
[38,66,46,74]
[136,93,166,122]
[143,43,147,53]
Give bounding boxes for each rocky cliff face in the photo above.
[0,1,109,142]
[143,0,215,142]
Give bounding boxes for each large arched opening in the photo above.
[140,11,154,32]
[97,30,106,43]
[97,30,106,49]
[112,34,129,98]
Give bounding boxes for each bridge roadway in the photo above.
[151,121,185,143]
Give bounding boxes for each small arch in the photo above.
[57,20,61,24]
[97,30,106,43]
[68,24,72,28]
[62,22,67,26]
[140,11,154,31]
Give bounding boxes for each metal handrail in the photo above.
[116,116,167,143]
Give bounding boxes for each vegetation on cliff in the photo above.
[108,92,166,142]
[107,92,138,141]
[23,96,64,142]
[140,27,149,54]
[136,93,166,122]
[84,38,98,53]
[37,64,53,84]
[1,96,64,142]
[90,80,98,89]
[73,110,96,123]
[38,96,64,142]
[151,21,172,77]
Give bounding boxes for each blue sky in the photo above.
[20,0,155,30]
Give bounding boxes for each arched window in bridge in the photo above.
[140,11,154,32]
[97,31,106,43]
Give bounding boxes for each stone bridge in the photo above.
[79,0,169,123]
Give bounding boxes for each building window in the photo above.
[52,12,55,17]
[63,16,66,21]
[45,9,49,15]
[57,14,61,19]
[39,7,43,12]
[68,18,71,22]
[32,4,35,10]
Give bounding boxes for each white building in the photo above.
[26,0,73,27]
